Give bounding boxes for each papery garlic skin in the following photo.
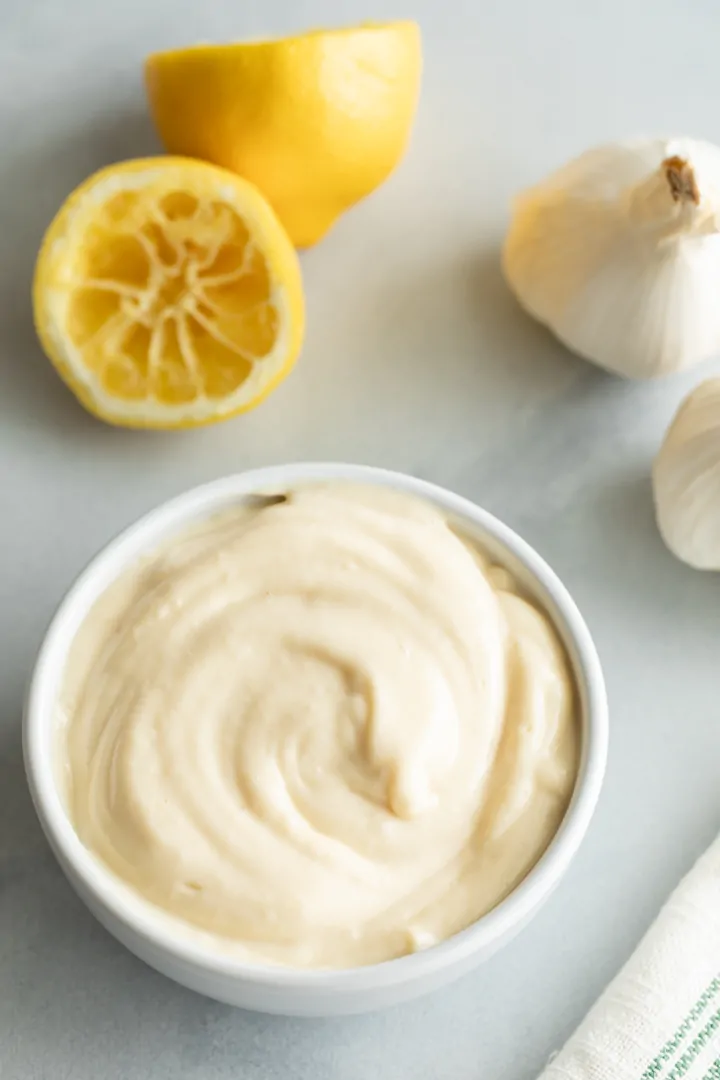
[503,138,720,379]
[653,378,720,569]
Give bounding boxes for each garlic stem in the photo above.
[628,154,714,236]
[663,156,700,205]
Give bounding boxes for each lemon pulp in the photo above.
[34,158,304,427]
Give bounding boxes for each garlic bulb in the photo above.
[503,138,720,378]
[653,378,720,569]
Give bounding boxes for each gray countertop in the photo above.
[2,1,720,1076]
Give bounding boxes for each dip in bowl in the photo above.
[24,463,607,1015]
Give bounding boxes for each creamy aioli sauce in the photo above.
[59,485,578,968]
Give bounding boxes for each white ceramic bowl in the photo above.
[24,463,607,1016]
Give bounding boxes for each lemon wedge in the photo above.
[33,156,304,428]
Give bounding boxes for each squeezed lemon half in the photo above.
[33,157,305,428]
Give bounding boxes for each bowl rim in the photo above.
[23,462,608,990]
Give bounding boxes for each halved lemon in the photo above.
[145,22,422,247]
[33,157,305,428]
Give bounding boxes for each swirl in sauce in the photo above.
[59,485,578,968]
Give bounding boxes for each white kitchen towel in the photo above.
[540,833,720,1080]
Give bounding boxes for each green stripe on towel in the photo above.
[640,977,720,1080]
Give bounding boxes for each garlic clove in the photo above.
[652,377,720,569]
[503,138,720,379]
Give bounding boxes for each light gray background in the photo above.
[2,1,720,1077]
